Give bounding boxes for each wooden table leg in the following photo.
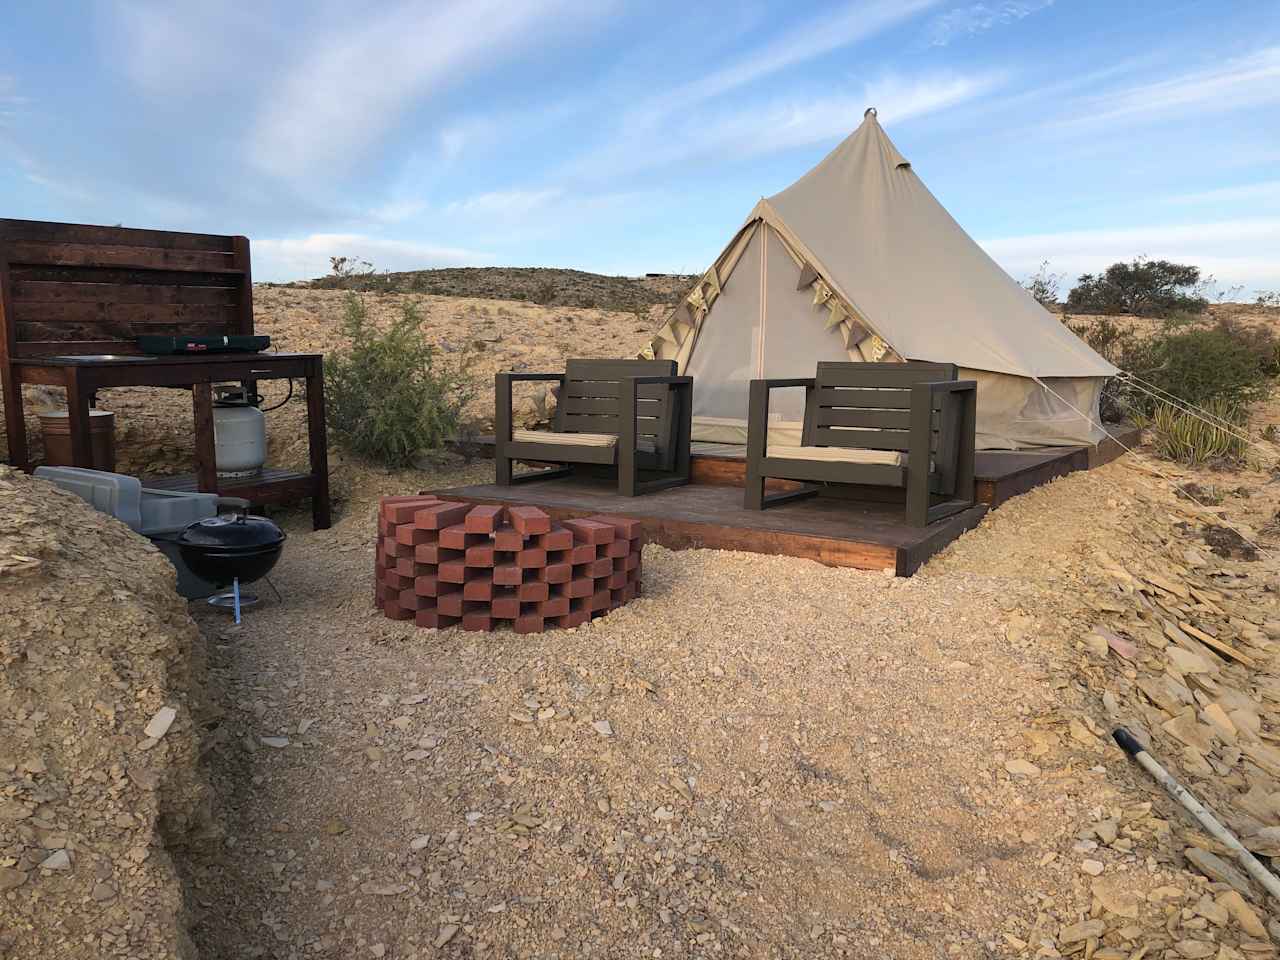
[2,371,29,470]
[64,369,94,467]
[192,382,218,493]
[305,358,331,529]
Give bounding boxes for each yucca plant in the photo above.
[1149,398,1248,466]
[326,294,477,468]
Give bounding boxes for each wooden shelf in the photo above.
[143,467,316,505]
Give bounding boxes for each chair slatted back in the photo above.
[803,361,959,458]
[0,218,252,358]
[558,359,679,468]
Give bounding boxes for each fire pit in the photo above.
[374,497,642,632]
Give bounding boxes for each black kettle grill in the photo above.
[177,500,285,620]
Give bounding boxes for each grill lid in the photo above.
[178,512,285,552]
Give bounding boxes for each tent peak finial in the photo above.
[864,107,877,119]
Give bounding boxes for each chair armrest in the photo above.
[921,379,977,395]
[750,377,815,391]
[910,379,977,509]
[495,372,564,445]
[625,375,693,386]
[747,379,814,461]
[497,372,565,383]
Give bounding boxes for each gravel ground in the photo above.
[173,461,1206,960]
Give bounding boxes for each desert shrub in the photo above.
[531,279,558,304]
[1125,321,1278,413]
[1065,315,1140,422]
[1149,398,1248,466]
[1067,314,1131,365]
[1067,314,1278,423]
[1022,260,1063,307]
[325,294,477,468]
[1066,258,1209,317]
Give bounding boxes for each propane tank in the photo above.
[212,385,267,479]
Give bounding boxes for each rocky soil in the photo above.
[0,467,213,959]
[297,266,694,313]
[4,284,1280,957]
[158,445,1280,960]
[926,450,1280,958]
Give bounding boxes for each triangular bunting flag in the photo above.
[825,300,846,330]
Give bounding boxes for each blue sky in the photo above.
[2,1,1279,294]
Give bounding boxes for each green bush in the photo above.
[1068,314,1278,423]
[1123,320,1278,413]
[1148,398,1248,466]
[1066,258,1209,317]
[325,294,477,468]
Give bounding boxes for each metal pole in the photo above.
[1113,727,1280,902]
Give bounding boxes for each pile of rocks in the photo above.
[0,467,211,959]
[1009,469,1280,955]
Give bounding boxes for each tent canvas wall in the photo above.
[641,110,1117,450]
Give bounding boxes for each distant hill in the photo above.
[283,266,696,313]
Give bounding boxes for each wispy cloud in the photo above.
[926,0,1054,46]
[247,0,601,181]
[632,0,940,123]
[0,74,25,125]
[1166,181,1280,206]
[445,189,564,219]
[365,199,429,224]
[572,69,1005,179]
[254,233,494,282]
[1050,45,1280,130]
[981,218,1280,292]
[101,1,267,98]
[564,0,944,181]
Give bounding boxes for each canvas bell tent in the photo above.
[641,109,1117,450]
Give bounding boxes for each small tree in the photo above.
[1022,260,1063,307]
[1066,258,1209,317]
[329,255,375,279]
[326,294,477,468]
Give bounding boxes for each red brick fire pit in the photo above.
[374,497,643,632]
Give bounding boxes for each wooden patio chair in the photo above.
[745,361,977,526]
[494,359,692,496]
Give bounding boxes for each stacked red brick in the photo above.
[374,497,643,633]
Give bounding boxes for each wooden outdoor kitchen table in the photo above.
[9,352,331,530]
[1,218,332,530]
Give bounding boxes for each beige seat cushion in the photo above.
[512,430,658,453]
[767,445,903,467]
[513,429,616,448]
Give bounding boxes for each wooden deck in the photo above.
[431,475,988,576]
[687,428,1138,508]
[439,427,1138,575]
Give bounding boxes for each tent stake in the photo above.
[1113,727,1280,902]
